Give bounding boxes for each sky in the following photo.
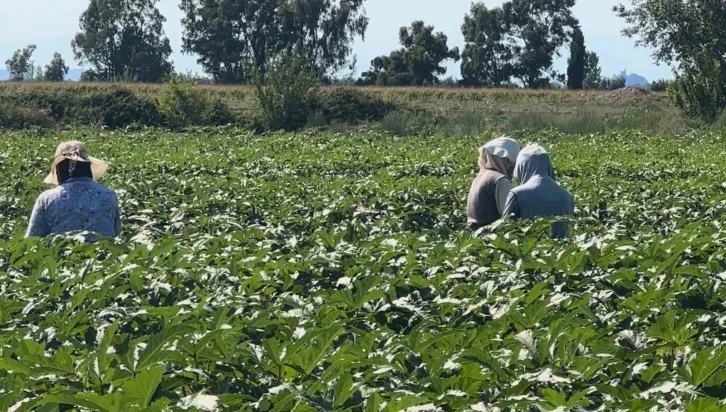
[0,0,674,81]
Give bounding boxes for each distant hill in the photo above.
[0,68,83,82]
[621,71,649,87]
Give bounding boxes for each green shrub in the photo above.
[1,88,83,123]
[599,76,626,91]
[85,89,160,129]
[157,75,234,129]
[649,78,673,93]
[712,110,726,130]
[322,88,395,124]
[380,111,411,136]
[0,87,160,129]
[254,55,319,132]
[670,57,726,123]
[305,110,327,128]
[0,102,53,129]
[504,107,687,135]
[450,111,489,135]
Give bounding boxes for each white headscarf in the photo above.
[483,137,520,164]
[479,137,520,176]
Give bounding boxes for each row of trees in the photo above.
[358,4,622,90]
[4,0,726,122]
[5,46,69,82]
[5,0,611,89]
[60,0,368,83]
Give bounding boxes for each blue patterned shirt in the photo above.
[26,178,121,238]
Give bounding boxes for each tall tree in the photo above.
[360,21,460,86]
[179,0,276,84]
[505,0,578,88]
[615,0,726,121]
[5,45,37,81]
[33,66,44,82]
[583,51,602,89]
[275,0,368,78]
[460,4,514,87]
[72,0,173,82]
[461,0,578,88]
[180,0,368,84]
[567,27,585,89]
[45,53,70,82]
[359,54,408,86]
[614,0,726,67]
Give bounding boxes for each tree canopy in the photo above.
[460,4,513,87]
[45,53,70,82]
[5,45,37,82]
[72,0,173,82]
[461,0,578,88]
[180,0,368,84]
[359,21,460,86]
[567,27,585,90]
[615,0,726,121]
[615,0,726,67]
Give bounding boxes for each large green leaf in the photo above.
[136,325,194,371]
[121,365,166,407]
[688,348,726,387]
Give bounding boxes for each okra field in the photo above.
[2,129,726,411]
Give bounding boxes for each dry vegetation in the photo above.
[0,81,684,134]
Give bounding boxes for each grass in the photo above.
[0,81,685,134]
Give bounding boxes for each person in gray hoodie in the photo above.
[502,144,574,238]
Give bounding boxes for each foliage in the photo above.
[583,52,603,90]
[599,75,626,91]
[506,0,579,88]
[0,86,159,129]
[180,0,368,83]
[460,4,514,87]
[712,110,726,131]
[156,75,233,129]
[5,45,37,82]
[275,0,368,79]
[649,78,673,93]
[3,129,726,410]
[439,76,460,88]
[44,53,70,82]
[179,0,275,84]
[321,88,396,124]
[0,82,685,133]
[615,0,726,121]
[33,66,44,82]
[614,0,726,66]
[567,27,586,90]
[669,56,726,123]
[72,0,173,82]
[254,54,319,131]
[0,102,53,128]
[461,0,578,88]
[87,88,161,129]
[360,21,460,86]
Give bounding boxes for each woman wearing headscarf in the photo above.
[467,137,520,230]
[26,141,121,239]
[502,144,574,238]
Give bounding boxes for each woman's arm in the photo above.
[113,193,122,236]
[494,178,512,217]
[501,192,521,220]
[25,197,50,238]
